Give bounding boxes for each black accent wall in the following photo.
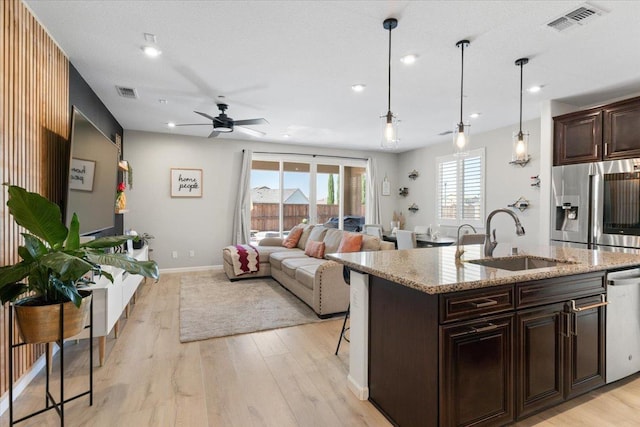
[69,63,124,236]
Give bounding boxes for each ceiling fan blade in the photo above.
[234,118,268,126]
[235,126,265,137]
[208,130,221,138]
[174,123,211,126]
[194,111,218,121]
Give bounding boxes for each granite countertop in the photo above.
[326,245,640,294]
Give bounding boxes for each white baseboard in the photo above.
[347,374,369,400]
[0,345,59,416]
[159,264,222,274]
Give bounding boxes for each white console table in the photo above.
[73,245,148,365]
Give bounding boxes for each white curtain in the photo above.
[232,149,252,245]
[366,157,381,225]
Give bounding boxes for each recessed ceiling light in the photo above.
[167,122,175,128]
[527,85,542,93]
[469,112,481,119]
[283,134,290,138]
[142,46,162,57]
[400,54,418,64]
[351,84,366,92]
[159,99,168,104]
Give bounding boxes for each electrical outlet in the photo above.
[172,251,178,259]
[189,250,195,257]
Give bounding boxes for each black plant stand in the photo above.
[8,297,94,426]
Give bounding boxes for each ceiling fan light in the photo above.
[142,45,162,57]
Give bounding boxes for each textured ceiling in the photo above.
[25,0,640,152]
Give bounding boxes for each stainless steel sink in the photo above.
[467,255,576,271]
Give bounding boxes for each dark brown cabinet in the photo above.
[554,109,602,165]
[440,314,514,427]
[554,95,640,165]
[368,272,607,427]
[516,303,565,418]
[603,97,640,160]
[563,295,606,398]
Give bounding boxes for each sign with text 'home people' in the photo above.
[170,168,202,198]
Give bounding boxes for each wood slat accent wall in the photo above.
[1,0,69,398]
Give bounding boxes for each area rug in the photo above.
[179,269,322,342]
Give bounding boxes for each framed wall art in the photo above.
[170,168,203,198]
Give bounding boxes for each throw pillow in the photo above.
[305,240,325,259]
[337,232,363,253]
[283,227,303,248]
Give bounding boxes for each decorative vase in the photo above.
[116,191,127,211]
[14,291,92,344]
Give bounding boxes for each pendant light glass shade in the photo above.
[511,58,531,166]
[381,18,399,150]
[512,130,529,162]
[454,40,470,157]
[381,111,399,150]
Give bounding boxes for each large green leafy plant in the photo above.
[0,185,159,307]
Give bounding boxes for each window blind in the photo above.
[436,148,484,225]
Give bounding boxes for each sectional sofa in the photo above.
[223,224,394,317]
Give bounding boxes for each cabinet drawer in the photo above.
[440,285,515,324]
[516,272,605,309]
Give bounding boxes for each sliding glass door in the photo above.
[250,154,367,241]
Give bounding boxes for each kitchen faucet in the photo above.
[455,223,477,262]
[484,209,526,256]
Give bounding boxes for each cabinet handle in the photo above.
[595,144,598,158]
[604,142,609,156]
[470,299,498,308]
[468,323,499,334]
[570,294,608,312]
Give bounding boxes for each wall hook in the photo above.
[408,203,419,213]
[508,196,530,212]
[530,175,540,188]
[408,170,419,180]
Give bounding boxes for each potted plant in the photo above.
[0,184,159,344]
[132,232,154,250]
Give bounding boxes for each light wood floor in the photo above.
[1,271,639,427]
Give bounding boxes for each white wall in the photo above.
[397,118,543,252]
[122,130,398,269]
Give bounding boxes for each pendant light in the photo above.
[381,18,399,150]
[454,40,470,156]
[511,57,531,166]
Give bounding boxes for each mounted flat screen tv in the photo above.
[65,106,119,235]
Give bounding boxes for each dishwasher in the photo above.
[606,268,640,383]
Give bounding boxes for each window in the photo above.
[250,154,368,242]
[436,148,485,227]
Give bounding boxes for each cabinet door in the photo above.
[564,295,606,399]
[603,97,640,159]
[516,303,565,418]
[440,314,514,427]
[553,110,602,165]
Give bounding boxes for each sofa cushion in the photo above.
[323,228,344,254]
[283,226,303,248]
[269,249,308,269]
[295,264,320,290]
[304,240,325,259]
[361,234,382,251]
[281,257,325,278]
[307,225,328,243]
[297,224,315,249]
[337,232,363,253]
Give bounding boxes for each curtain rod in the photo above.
[243,149,368,161]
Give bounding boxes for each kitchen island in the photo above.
[326,245,640,427]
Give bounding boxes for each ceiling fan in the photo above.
[175,103,268,138]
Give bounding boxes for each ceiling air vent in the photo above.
[547,3,607,32]
[116,86,138,99]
